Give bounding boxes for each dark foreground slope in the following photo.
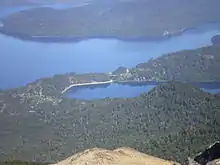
[0,81,220,164]
[1,0,220,41]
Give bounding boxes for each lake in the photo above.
[65,82,220,100]
[1,27,220,89]
[1,7,220,90]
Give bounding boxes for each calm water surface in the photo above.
[0,8,220,89]
[1,28,220,89]
[65,82,220,100]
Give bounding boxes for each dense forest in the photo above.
[132,44,220,82]
[1,0,220,41]
[1,81,220,164]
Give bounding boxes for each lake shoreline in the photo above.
[62,79,220,95]
[64,80,220,100]
[0,28,191,43]
[1,22,219,43]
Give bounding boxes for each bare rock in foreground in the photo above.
[51,147,180,165]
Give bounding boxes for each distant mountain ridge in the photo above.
[1,0,220,41]
[0,0,86,7]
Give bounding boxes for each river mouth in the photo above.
[64,82,220,100]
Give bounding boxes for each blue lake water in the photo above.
[65,83,156,99]
[1,27,220,89]
[65,82,220,100]
[1,7,220,90]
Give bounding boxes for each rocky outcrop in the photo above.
[51,147,180,165]
[49,143,220,165]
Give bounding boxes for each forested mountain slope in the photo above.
[0,82,220,164]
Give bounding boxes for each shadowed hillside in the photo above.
[0,0,91,7]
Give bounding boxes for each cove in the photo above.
[1,24,220,89]
[65,82,220,100]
